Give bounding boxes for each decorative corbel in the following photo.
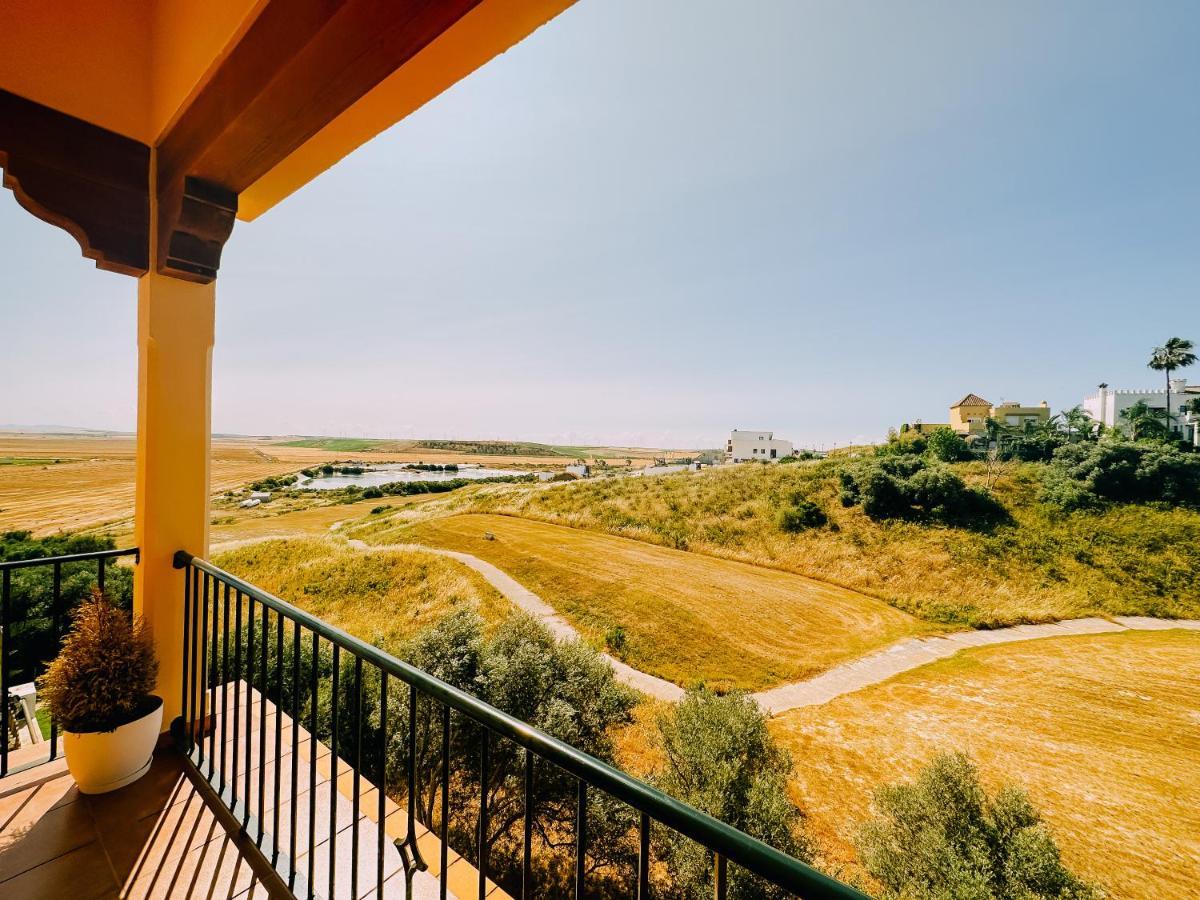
[0,89,149,277]
[156,176,238,284]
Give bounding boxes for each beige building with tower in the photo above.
[949,394,1051,436]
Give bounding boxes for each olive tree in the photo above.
[856,752,1099,900]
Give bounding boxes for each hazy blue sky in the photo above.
[2,0,1198,449]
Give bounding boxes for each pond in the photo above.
[296,464,530,490]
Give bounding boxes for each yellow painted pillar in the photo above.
[132,271,215,729]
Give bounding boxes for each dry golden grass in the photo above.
[376,513,928,691]
[770,630,1200,899]
[452,462,1200,627]
[0,436,304,536]
[0,433,684,538]
[206,492,441,548]
[211,538,510,650]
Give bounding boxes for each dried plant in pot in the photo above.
[38,590,161,793]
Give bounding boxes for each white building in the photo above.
[1083,379,1200,445]
[726,429,794,463]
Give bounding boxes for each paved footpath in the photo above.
[752,615,1200,714]
[342,539,686,702]
[244,533,1200,713]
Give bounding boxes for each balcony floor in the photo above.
[0,748,282,899]
[1,684,508,899]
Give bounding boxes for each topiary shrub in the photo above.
[38,590,158,733]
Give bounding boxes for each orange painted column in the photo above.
[132,270,215,730]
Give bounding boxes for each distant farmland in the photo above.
[277,436,691,460]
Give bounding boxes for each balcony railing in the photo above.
[174,551,868,900]
[0,546,140,777]
[0,544,865,897]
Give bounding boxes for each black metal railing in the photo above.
[174,550,867,900]
[0,546,139,777]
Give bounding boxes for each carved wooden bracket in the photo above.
[0,89,150,277]
[157,176,238,284]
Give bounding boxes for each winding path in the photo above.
[224,532,1200,713]
[341,538,686,702]
[340,538,1200,713]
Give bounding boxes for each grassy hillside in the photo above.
[770,629,1200,899]
[211,539,510,650]
[426,461,1200,627]
[379,513,926,691]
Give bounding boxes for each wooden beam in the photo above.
[156,0,481,281]
[0,89,149,277]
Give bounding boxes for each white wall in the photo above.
[1083,380,1194,437]
[726,430,794,462]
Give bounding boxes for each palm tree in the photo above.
[1149,337,1197,433]
[1057,405,1093,442]
[1120,399,1167,441]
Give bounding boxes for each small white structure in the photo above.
[726,429,793,463]
[1083,379,1200,444]
[249,491,272,501]
[239,498,262,509]
[564,463,590,478]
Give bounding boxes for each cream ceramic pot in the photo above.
[62,696,163,794]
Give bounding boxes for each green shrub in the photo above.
[0,531,133,684]
[1041,440,1200,510]
[652,689,813,900]
[250,473,298,491]
[604,624,627,653]
[393,611,638,893]
[925,427,972,462]
[777,500,828,532]
[856,752,1099,899]
[361,486,384,499]
[841,458,1007,527]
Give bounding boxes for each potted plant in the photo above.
[38,590,161,794]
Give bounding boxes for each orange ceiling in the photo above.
[0,0,575,222]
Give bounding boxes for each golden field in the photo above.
[0,435,305,536]
[211,538,510,649]
[0,433,683,538]
[363,512,929,691]
[770,630,1200,899]
[448,461,1200,626]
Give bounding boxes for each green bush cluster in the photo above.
[856,752,1099,899]
[226,609,638,896]
[839,457,1007,527]
[0,531,133,684]
[1041,440,1200,510]
[250,473,298,491]
[776,497,828,533]
[924,427,972,462]
[652,689,813,900]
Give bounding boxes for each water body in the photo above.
[298,464,530,491]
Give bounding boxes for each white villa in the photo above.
[1083,379,1200,445]
[726,429,794,462]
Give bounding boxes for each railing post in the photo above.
[133,262,215,732]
